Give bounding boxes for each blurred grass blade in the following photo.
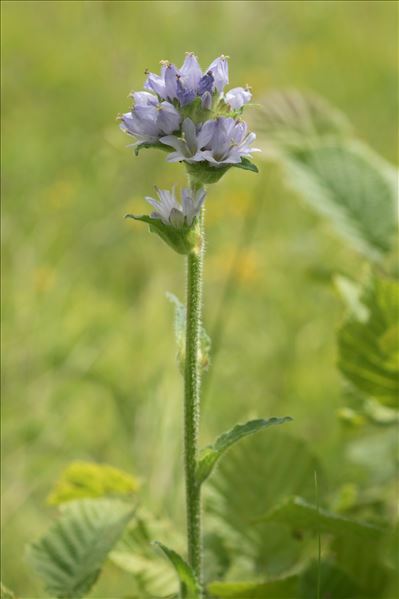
[208,575,299,598]
[257,495,385,539]
[153,542,200,599]
[338,274,399,407]
[196,417,292,485]
[47,461,139,505]
[256,89,352,148]
[281,142,397,262]
[27,499,134,598]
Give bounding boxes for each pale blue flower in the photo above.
[160,117,259,166]
[145,186,206,227]
[225,86,252,110]
[120,91,181,142]
[144,53,229,107]
[200,117,260,165]
[160,118,216,163]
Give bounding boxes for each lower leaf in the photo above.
[153,542,200,599]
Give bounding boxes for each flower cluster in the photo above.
[119,53,259,172]
[121,53,259,254]
[126,186,205,255]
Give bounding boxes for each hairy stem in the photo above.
[184,184,204,587]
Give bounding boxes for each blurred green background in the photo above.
[1,1,397,596]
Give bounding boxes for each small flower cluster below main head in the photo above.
[145,186,206,228]
[126,186,206,255]
[119,53,259,174]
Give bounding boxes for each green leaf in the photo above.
[153,542,200,599]
[166,292,211,372]
[134,141,170,156]
[47,461,139,505]
[281,142,397,262]
[299,561,365,599]
[110,509,184,597]
[208,430,325,577]
[256,89,352,149]
[259,495,385,539]
[338,275,399,407]
[231,158,259,173]
[185,157,258,186]
[27,499,134,598]
[208,575,299,598]
[196,417,292,485]
[331,533,392,597]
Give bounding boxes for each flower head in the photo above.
[126,186,206,254]
[119,53,259,181]
[145,186,206,227]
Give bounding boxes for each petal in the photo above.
[207,55,229,92]
[197,72,214,95]
[182,118,198,154]
[160,135,187,155]
[144,72,166,97]
[157,102,181,134]
[164,64,179,100]
[180,52,203,91]
[132,91,158,106]
[197,119,216,148]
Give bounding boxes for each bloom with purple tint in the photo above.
[144,53,229,107]
[200,117,260,165]
[120,91,181,142]
[160,118,215,163]
[225,86,252,110]
[145,186,206,227]
[160,116,259,166]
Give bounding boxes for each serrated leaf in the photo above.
[110,509,184,597]
[47,461,139,505]
[282,142,397,262]
[153,542,200,599]
[27,499,134,598]
[208,575,298,598]
[338,275,399,407]
[208,431,325,577]
[166,293,211,372]
[196,417,292,485]
[259,495,385,539]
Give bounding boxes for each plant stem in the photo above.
[184,183,204,587]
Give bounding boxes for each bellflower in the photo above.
[126,186,206,254]
[145,186,206,227]
[225,86,252,110]
[120,91,181,142]
[160,116,259,166]
[145,53,229,107]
